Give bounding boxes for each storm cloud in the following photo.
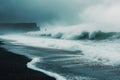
[0,0,120,30]
[0,0,99,24]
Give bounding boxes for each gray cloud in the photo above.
[0,0,100,25]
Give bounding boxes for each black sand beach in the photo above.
[0,41,55,80]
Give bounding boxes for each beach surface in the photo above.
[0,41,55,80]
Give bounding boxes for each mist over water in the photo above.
[34,0,120,32]
[29,0,120,40]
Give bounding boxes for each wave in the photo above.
[1,34,120,66]
[25,31,120,40]
[1,36,120,80]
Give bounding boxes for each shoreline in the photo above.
[27,57,66,80]
[0,41,55,80]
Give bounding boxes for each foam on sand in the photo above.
[27,57,66,80]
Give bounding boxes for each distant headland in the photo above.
[0,23,40,34]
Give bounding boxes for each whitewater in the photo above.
[0,29,120,80]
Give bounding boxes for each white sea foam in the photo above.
[27,57,66,80]
[26,25,120,40]
[0,34,120,66]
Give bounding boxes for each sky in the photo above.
[0,0,99,24]
[0,0,120,31]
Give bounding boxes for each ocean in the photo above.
[0,30,120,80]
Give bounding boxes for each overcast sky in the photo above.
[0,0,99,24]
[0,0,120,28]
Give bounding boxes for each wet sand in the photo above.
[0,41,55,80]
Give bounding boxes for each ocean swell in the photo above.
[26,31,120,40]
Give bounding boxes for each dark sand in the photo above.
[0,41,55,80]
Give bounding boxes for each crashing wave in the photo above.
[25,31,120,40]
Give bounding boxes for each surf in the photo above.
[0,34,120,66]
[26,30,120,40]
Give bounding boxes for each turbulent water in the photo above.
[0,30,120,80]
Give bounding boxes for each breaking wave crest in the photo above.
[26,31,120,40]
